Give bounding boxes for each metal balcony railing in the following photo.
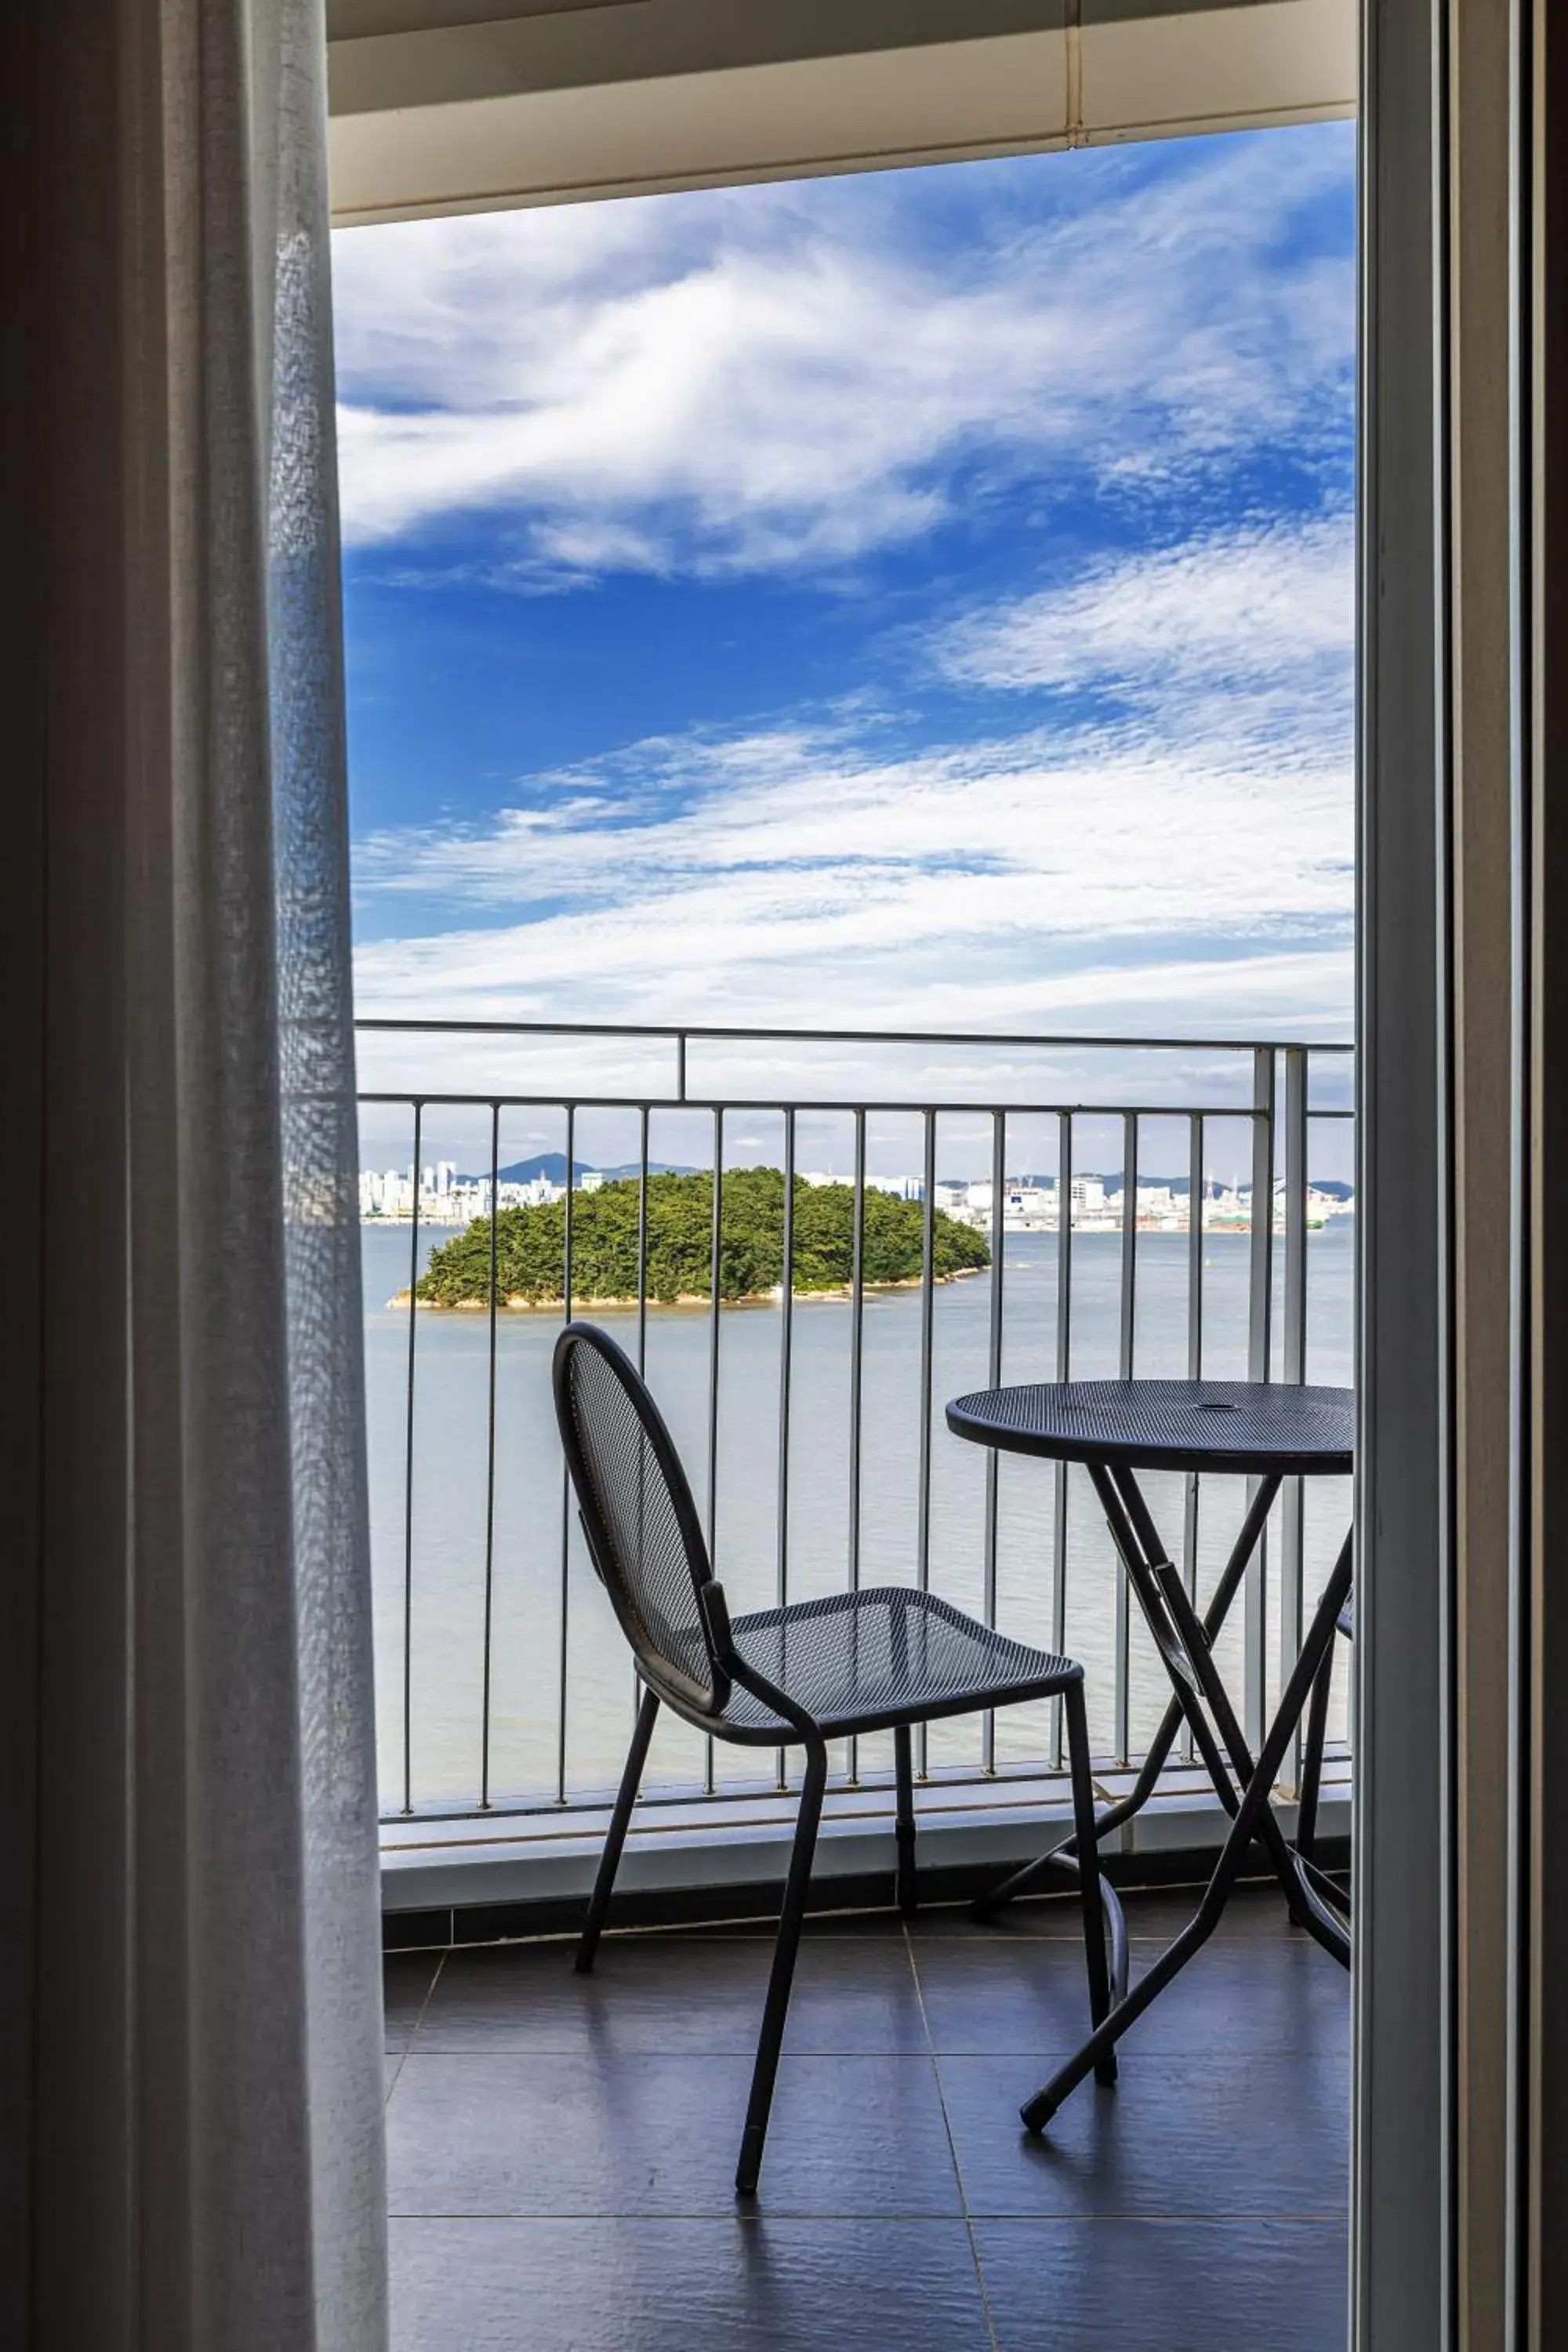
[355,1021,1355,1827]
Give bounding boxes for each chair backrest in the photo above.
[552,1322,728,1716]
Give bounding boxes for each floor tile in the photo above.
[416,1931,927,2056]
[916,1926,1348,2057]
[976,2217,1348,2351]
[390,2216,989,2352]
[681,1909,921,1941]
[383,1951,442,2053]
[937,2049,1349,2217]
[387,2049,964,2217]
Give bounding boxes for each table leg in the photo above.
[973,1475,1280,1947]
[1019,1530,1355,2130]
[1109,1467,1350,1962]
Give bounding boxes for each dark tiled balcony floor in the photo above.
[385,1887,1348,2351]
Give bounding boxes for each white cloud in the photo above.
[936,514,1352,702]
[330,132,1353,576]
[351,518,1354,1044]
[354,735,1352,1008]
[358,725,1349,932]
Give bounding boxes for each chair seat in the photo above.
[715,1586,1079,1744]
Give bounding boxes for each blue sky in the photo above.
[333,125,1354,1154]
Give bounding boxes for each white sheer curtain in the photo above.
[268,7,390,2339]
[2,0,387,2344]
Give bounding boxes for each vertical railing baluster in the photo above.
[705,1106,723,1795]
[557,1105,575,1806]
[847,1107,867,1786]
[479,1101,501,1809]
[1279,1047,1309,1789]
[916,1110,937,1780]
[401,1100,423,1817]
[1182,1111,1204,1762]
[707,1107,724,1552]
[775,1108,796,1793]
[982,1111,1005,1773]
[1114,1109,1138,1765]
[1243,1047,1276,1751]
[633,1100,652,1746]
[1051,1110,1073,1769]
[636,1102,651,1375]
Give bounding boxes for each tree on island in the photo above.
[414,1166,989,1306]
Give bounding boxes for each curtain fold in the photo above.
[3,0,387,2344]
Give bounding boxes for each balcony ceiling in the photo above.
[327,0,1356,225]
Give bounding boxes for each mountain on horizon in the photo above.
[492,1152,586,1186]
[474,1152,701,1186]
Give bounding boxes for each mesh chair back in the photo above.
[554,1323,726,1715]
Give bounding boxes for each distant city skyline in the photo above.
[361,1153,1356,1236]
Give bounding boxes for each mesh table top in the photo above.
[946,1378,1354,1475]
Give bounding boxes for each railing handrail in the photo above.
[356,1014,1354,1054]
[358,1093,1353,1123]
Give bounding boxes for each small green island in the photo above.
[412,1166,989,1308]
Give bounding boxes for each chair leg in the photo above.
[575,1683,659,1975]
[894,1723,918,1918]
[736,1735,828,2198]
[1064,1678,1116,2087]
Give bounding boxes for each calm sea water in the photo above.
[363,1221,1355,1813]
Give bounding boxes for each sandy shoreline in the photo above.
[391,1268,982,1312]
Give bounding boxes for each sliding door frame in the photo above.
[1355,0,1470,2343]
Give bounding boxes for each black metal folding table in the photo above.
[945,1376,1354,2130]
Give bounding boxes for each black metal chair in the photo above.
[553,1319,1115,2197]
